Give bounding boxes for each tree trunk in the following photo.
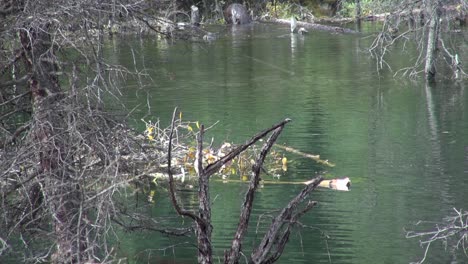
[196,126,213,264]
[356,0,361,20]
[424,1,441,80]
[191,5,201,26]
[20,25,88,263]
[355,0,362,30]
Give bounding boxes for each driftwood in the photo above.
[166,109,326,264]
[261,18,357,34]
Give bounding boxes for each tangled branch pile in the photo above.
[368,0,467,79]
[141,116,292,183]
[0,0,201,262]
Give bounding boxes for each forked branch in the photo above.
[250,176,323,264]
[225,121,288,264]
[204,118,292,177]
[406,208,468,264]
[167,107,199,221]
[166,111,293,263]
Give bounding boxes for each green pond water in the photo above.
[107,23,468,264]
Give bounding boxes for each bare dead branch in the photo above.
[0,75,31,89]
[1,122,31,149]
[368,0,466,80]
[251,176,323,264]
[167,107,199,221]
[406,208,468,264]
[224,123,287,264]
[439,38,467,79]
[112,216,193,237]
[195,122,215,264]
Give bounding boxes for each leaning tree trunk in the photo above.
[424,0,441,80]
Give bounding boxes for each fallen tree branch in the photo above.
[275,144,335,167]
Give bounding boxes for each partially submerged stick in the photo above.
[275,144,335,167]
[216,177,351,191]
[312,177,351,191]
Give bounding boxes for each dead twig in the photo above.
[406,208,468,263]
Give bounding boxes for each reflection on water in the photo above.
[110,23,468,263]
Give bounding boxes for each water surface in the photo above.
[111,23,468,264]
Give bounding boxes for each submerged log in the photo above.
[213,177,351,191]
[263,18,357,34]
[275,144,335,167]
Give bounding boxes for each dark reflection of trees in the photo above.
[424,80,467,207]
